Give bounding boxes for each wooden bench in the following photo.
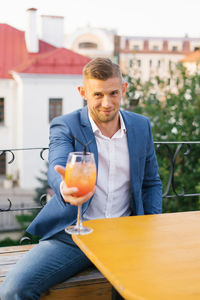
[0,244,114,299]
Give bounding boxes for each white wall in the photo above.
[168,40,182,52]
[148,40,163,51]
[120,52,184,81]
[12,73,83,188]
[190,41,200,51]
[0,79,20,180]
[129,40,144,51]
[65,27,114,58]
[41,16,64,48]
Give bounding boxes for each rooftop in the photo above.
[0,23,90,79]
[181,50,200,62]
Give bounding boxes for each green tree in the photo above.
[124,62,200,212]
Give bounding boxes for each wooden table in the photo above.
[73,211,200,299]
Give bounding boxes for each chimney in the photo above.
[163,40,168,51]
[25,8,39,53]
[41,15,64,48]
[144,40,149,51]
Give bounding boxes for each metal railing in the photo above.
[154,141,200,199]
[0,142,200,242]
[1,142,200,207]
[0,147,48,213]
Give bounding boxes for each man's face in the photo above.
[78,77,128,125]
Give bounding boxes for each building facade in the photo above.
[0,9,90,189]
[65,26,115,59]
[66,29,200,81]
[117,35,200,80]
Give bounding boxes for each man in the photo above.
[0,58,162,300]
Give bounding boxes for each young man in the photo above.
[0,58,162,300]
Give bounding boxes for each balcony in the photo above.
[0,142,200,243]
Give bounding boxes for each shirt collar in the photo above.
[88,111,127,136]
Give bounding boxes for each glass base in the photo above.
[65,225,93,235]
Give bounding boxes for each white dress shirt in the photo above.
[82,112,131,221]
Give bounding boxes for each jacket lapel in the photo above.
[80,107,98,170]
[121,111,139,212]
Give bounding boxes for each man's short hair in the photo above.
[83,57,122,81]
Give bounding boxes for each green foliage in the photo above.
[124,62,200,213]
[0,238,20,247]
[0,233,41,247]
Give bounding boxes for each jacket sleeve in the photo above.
[47,117,74,207]
[142,119,162,214]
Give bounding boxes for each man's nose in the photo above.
[102,96,111,107]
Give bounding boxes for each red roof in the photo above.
[38,40,57,54]
[181,50,200,63]
[0,24,90,78]
[0,24,28,78]
[15,48,90,74]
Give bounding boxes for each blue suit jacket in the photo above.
[27,106,162,240]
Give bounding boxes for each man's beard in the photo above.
[96,110,118,123]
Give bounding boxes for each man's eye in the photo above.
[111,91,119,96]
[95,93,102,97]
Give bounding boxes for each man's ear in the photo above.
[122,81,128,95]
[77,86,86,99]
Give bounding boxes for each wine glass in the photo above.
[64,152,96,235]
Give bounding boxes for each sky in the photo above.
[0,0,200,38]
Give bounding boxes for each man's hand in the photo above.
[54,165,95,206]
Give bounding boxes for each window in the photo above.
[49,98,63,122]
[137,60,141,67]
[0,98,4,123]
[153,45,159,51]
[78,42,97,49]
[157,60,161,68]
[0,152,6,175]
[172,46,178,52]
[149,60,152,67]
[133,45,139,51]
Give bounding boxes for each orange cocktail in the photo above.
[64,152,97,235]
[65,162,96,197]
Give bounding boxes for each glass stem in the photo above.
[76,205,83,230]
